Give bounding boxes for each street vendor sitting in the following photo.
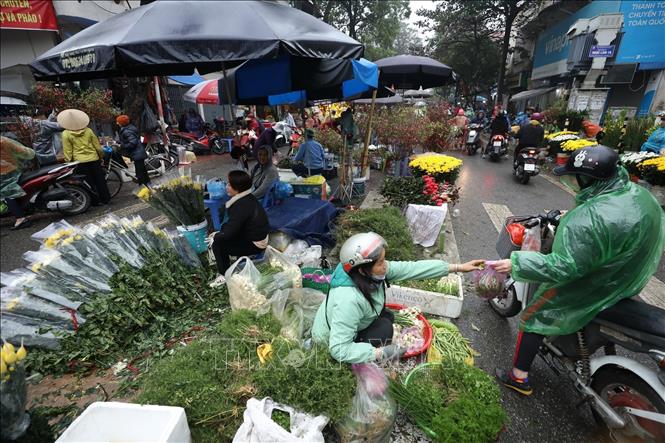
[250,145,279,199]
[210,170,269,287]
[293,129,325,177]
[311,232,484,363]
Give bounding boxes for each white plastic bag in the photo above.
[232,397,327,443]
[404,203,448,247]
[225,257,269,313]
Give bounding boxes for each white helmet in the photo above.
[340,232,386,273]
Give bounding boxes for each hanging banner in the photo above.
[0,0,58,31]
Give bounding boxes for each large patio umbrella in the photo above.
[29,1,363,81]
[358,54,456,173]
[375,55,456,90]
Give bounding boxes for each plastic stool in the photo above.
[204,198,227,231]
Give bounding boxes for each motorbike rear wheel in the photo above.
[489,284,522,317]
[515,166,531,184]
[58,184,91,216]
[591,367,665,443]
[210,137,225,155]
[467,144,477,156]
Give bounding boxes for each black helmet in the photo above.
[553,145,618,180]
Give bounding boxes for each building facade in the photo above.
[1,0,140,104]
[507,0,665,122]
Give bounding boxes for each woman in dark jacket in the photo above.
[210,170,270,286]
[116,115,150,186]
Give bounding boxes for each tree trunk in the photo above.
[496,14,515,107]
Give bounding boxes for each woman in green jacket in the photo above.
[312,232,484,363]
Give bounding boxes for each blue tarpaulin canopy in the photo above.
[169,73,205,86]
[219,58,378,106]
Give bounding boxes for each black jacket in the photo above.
[517,123,545,147]
[218,191,269,243]
[119,124,147,161]
[490,116,510,136]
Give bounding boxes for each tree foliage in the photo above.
[421,0,541,104]
[307,0,413,60]
[418,2,501,102]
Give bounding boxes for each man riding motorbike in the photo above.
[513,112,545,164]
[492,145,665,395]
[483,110,510,158]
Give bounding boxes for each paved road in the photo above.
[449,151,663,443]
[0,152,238,273]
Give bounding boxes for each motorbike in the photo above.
[485,134,508,161]
[490,210,665,442]
[169,123,226,154]
[466,123,484,155]
[17,162,93,216]
[513,147,546,184]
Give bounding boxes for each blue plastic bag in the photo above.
[207,179,227,200]
[275,181,293,200]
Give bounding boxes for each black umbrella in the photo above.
[375,54,456,90]
[29,0,363,81]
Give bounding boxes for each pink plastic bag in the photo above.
[472,262,507,299]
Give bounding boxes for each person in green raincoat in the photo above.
[1,136,35,229]
[311,232,484,363]
[493,145,665,396]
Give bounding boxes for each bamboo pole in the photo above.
[360,88,377,176]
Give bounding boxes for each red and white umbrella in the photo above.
[183,79,219,105]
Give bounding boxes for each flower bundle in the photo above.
[545,130,579,141]
[409,154,463,184]
[422,175,452,206]
[639,156,665,186]
[138,176,205,227]
[620,152,660,178]
[560,139,598,152]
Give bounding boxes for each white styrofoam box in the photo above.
[278,168,298,182]
[55,402,191,443]
[386,274,464,318]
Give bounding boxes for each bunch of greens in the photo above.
[27,251,224,374]
[389,361,506,443]
[428,320,476,366]
[398,275,459,296]
[336,207,416,261]
[138,310,356,442]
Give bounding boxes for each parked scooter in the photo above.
[490,211,665,442]
[466,123,484,155]
[169,123,226,154]
[18,162,93,216]
[484,134,508,161]
[513,147,546,184]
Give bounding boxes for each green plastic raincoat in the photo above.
[311,260,450,363]
[511,167,665,336]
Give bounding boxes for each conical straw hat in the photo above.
[57,109,90,131]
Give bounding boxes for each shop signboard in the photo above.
[615,1,665,69]
[0,0,58,31]
[532,1,620,80]
[589,45,615,58]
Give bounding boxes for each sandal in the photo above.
[11,218,32,230]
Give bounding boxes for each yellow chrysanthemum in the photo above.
[639,156,665,172]
[409,154,463,175]
[136,186,152,200]
[546,130,578,140]
[561,139,598,152]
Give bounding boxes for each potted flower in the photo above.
[558,138,597,165]
[546,130,580,160]
[409,153,463,185]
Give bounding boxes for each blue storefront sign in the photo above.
[589,45,615,58]
[532,1,665,80]
[615,1,665,69]
[531,1,620,79]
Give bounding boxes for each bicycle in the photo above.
[103,145,173,198]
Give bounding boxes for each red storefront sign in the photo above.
[0,0,58,31]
